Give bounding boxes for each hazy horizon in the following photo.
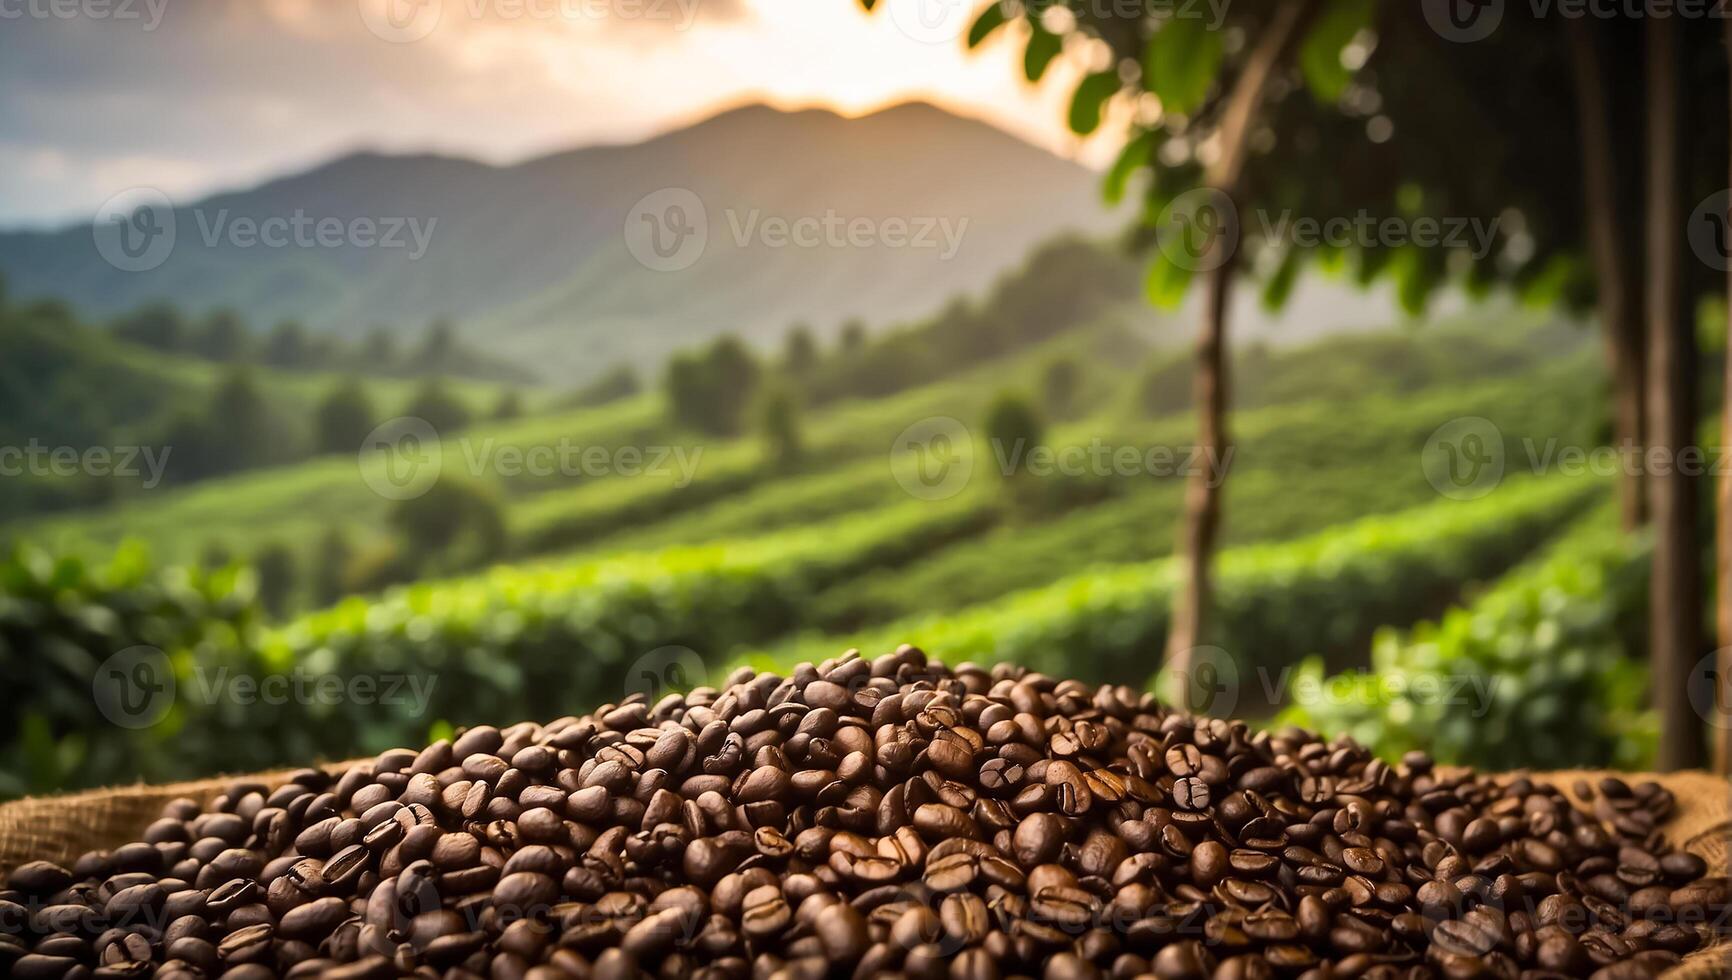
[0,0,1121,228]
[0,95,1107,233]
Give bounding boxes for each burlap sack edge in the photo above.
[1,767,1727,977]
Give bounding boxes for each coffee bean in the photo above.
[217,923,275,964]
[1013,812,1065,867]
[741,885,791,938]
[5,654,1718,979]
[1173,776,1210,810]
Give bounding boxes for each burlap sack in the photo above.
[1,768,1727,976]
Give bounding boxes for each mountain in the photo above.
[0,103,1120,381]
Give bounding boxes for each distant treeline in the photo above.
[664,237,1140,438]
[110,303,536,383]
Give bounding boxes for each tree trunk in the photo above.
[1717,16,1732,777]
[1568,19,1647,531]
[1167,249,1235,705]
[1644,18,1705,771]
[1164,0,1318,700]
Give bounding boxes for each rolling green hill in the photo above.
[14,305,1590,600]
[1,298,1623,793]
[0,301,539,519]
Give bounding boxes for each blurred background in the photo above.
[1,0,1728,797]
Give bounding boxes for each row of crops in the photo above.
[1,468,1627,796]
[1278,503,1657,770]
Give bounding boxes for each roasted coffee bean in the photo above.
[1173,776,1210,810]
[4,653,1719,979]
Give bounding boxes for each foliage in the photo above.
[390,476,507,572]
[263,320,314,369]
[252,541,297,618]
[492,390,523,422]
[783,324,820,376]
[666,336,761,436]
[984,390,1044,479]
[160,368,299,480]
[404,380,474,435]
[1277,507,1657,770]
[563,365,641,409]
[755,382,803,469]
[756,474,1602,708]
[1042,356,1081,420]
[311,527,353,607]
[800,238,1140,407]
[254,498,997,758]
[191,310,249,362]
[314,379,377,455]
[112,303,186,352]
[0,542,265,796]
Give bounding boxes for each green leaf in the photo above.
[1299,0,1375,103]
[968,1,1009,48]
[1143,18,1223,115]
[1388,247,1439,315]
[1261,246,1303,311]
[859,0,877,9]
[1025,22,1062,82]
[1103,131,1153,205]
[1144,253,1194,309]
[1068,70,1120,135]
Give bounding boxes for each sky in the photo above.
[0,0,1115,228]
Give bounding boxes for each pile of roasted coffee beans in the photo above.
[2,648,1727,979]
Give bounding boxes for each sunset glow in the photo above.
[0,0,1119,225]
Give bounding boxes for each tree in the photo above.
[205,367,290,474]
[112,303,185,352]
[253,542,297,618]
[984,390,1044,480]
[315,379,376,455]
[389,476,507,571]
[1567,20,1647,529]
[492,390,524,422]
[312,526,353,607]
[755,382,803,469]
[263,320,311,368]
[1042,356,1081,420]
[838,319,867,355]
[1645,19,1702,771]
[416,318,457,372]
[362,326,399,369]
[199,540,233,570]
[664,335,761,436]
[404,381,473,435]
[783,324,820,376]
[1138,355,1191,418]
[1720,15,1732,777]
[193,310,250,362]
[566,365,641,409]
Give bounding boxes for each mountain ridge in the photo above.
[0,101,1119,379]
